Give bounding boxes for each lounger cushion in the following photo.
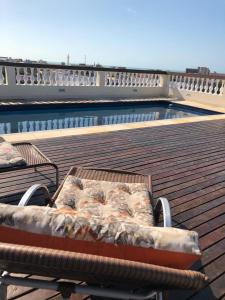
[0,141,26,168]
[55,175,155,227]
[0,202,201,269]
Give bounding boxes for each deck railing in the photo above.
[0,61,168,100]
[104,72,160,87]
[168,72,225,106]
[0,62,166,87]
[169,73,225,96]
[13,68,161,88]
[1,61,225,106]
[15,68,98,86]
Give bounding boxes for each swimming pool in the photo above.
[0,101,219,134]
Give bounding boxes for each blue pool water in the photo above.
[0,101,218,134]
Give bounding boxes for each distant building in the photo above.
[13,58,23,63]
[0,56,8,61]
[198,67,210,75]
[0,57,23,63]
[37,59,48,64]
[186,68,198,74]
[24,59,38,64]
[186,67,210,75]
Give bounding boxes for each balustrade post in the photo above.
[160,74,170,96]
[5,66,16,86]
[159,74,169,87]
[96,71,105,86]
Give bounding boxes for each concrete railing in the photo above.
[0,62,168,100]
[1,62,225,108]
[169,73,225,96]
[168,72,225,107]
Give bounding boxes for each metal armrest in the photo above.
[18,184,51,207]
[153,197,172,227]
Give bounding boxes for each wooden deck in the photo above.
[1,118,225,299]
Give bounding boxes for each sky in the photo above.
[0,0,225,72]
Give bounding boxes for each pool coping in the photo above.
[3,99,225,143]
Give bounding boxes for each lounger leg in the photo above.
[55,166,59,187]
[34,164,59,188]
[49,164,59,187]
[0,284,7,300]
[0,271,9,300]
[0,277,7,300]
[48,164,59,187]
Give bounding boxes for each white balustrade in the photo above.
[6,65,163,88]
[3,63,225,100]
[169,74,225,95]
[13,66,97,86]
[105,72,160,87]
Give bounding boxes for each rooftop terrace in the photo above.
[1,62,225,300]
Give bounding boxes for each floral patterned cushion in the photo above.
[55,176,154,227]
[0,142,26,168]
[0,203,200,257]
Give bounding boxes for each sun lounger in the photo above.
[0,167,207,300]
[0,137,59,187]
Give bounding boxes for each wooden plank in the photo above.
[173,194,225,224]
[201,239,225,266]
[182,202,225,229]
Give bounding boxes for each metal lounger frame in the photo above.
[0,142,59,187]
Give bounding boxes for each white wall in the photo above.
[0,85,166,101]
[169,87,225,107]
